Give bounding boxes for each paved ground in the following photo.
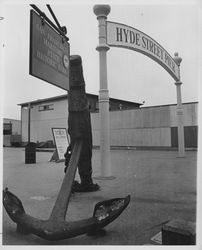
[2,147,197,245]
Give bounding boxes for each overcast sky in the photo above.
[0,0,201,120]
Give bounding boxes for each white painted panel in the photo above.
[160,127,171,146]
[109,127,171,147]
[159,106,170,127]
[169,103,198,127]
[183,103,198,126]
[91,113,99,130]
[92,130,100,146]
[169,105,177,127]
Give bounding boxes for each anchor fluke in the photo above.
[3,188,130,241]
[3,188,25,223]
[94,196,130,222]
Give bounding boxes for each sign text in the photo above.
[107,21,179,81]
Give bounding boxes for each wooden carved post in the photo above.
[65,55,99,191]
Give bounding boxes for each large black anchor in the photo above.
[3,55,130,241]
[3,140,130,241]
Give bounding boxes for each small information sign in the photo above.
[52,128,69,161]
[30,10,70,90]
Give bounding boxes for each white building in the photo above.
[19,93,141,144]
[18,94,198,149]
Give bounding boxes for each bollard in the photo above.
[25,142,36,164]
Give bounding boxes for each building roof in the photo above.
[3,118,20,122]
[140,101,199,109]
[18,93,142,107]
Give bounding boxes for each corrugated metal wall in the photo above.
[21,101,198,147]
[91,103,198,147]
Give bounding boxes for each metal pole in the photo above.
[174,53,185,157]
[93,5,112,177]
[28,103,31,143]
[30,4,69,42]
[175,81,185,157]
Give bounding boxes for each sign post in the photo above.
[28,103,31,143]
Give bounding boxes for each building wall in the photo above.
[3,118,21,135]
[21,101,198,148]
[3,118,21,146]
[91,102,198,148]
[21,99,68,142]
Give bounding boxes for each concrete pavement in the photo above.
[2,147,197,245]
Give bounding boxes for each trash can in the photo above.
[25,142,36,164]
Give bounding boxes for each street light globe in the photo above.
[174,52,182,66]
[93,5,111,18]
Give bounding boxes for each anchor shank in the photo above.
[49,139,82,221]
[49,55,87,221]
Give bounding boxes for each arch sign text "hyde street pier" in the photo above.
[106,21,180,81]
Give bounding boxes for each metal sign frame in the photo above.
[29,10,70,90]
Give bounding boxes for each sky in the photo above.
[0,0,201,120]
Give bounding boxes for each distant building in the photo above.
[18,94,198,150]
[3,118,21,146]
[18,93,142,143]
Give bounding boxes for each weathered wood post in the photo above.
[65,55,99,191]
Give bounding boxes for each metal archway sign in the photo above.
[93,4,185,179]
[106,21,180,81]
[105,20,185,157]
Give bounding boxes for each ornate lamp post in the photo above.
[174,52,185,157]
[93,5,112,177]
